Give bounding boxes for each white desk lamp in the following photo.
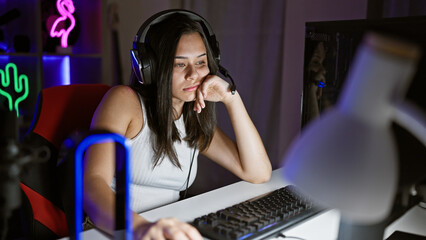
[281,32,426,235]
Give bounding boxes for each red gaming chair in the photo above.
[13,84,110,239]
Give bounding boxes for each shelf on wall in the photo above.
[0,0,104,138]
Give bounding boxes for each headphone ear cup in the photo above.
[139,44,153,85]
[208,37,221,72]
[130,48,144,84]
[130,44,154,85]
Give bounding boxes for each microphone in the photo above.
[0,92,49,239]
[218,65,236,95]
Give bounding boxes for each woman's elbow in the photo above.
[246,169,272,184]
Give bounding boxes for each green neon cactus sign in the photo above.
[0,63,29,117]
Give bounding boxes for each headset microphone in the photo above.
[218,65,236,95]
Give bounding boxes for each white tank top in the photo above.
[112,94,199,213]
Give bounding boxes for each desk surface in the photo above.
[62,168,426,240]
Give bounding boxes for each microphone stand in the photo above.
[0,109,49,240]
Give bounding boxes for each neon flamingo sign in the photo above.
[50,0,76,48]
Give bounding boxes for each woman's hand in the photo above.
[194,75,232,113]
[133,217,202,240]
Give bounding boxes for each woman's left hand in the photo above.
[194,75,232,113]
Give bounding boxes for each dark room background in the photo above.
[103,0,372,194]
[2,0,425,195]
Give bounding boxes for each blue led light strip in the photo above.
[74,133,132,240]
[62,56,71,85]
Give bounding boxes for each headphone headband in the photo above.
[134,9,217,46]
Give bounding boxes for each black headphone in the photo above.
[130,9,236,94]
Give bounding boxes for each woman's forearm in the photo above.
[223,91,272,183]
[83,176,149,235]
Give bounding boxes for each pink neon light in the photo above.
[50,0,76,48]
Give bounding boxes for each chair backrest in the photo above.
[16,84,111,239]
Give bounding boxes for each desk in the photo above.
[61,169,426,240]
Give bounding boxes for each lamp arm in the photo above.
[393,101,426,147]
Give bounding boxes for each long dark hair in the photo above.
[130,13,218,168]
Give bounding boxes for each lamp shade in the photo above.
[282,107,398,223]
[281,33,420,224]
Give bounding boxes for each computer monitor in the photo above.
[300,16,426,236]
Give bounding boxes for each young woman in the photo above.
[83,10,271,240]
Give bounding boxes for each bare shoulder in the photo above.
[96,85,140,116]
[104,85,139,102]
[91,85,143,137]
